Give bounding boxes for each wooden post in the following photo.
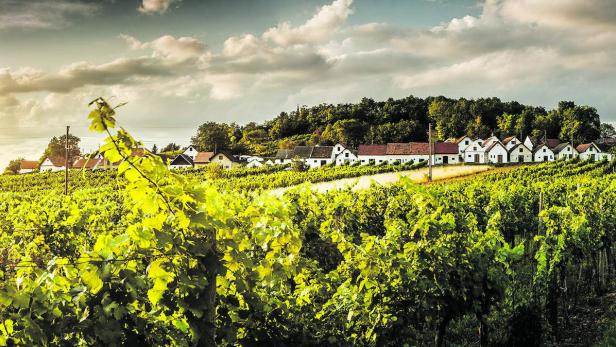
[64,126,69,195]
[428,123,433,182]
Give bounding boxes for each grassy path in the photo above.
[271,164,493,195]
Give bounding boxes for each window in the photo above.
[519,148,523,153]
[543,148,546,153]
[219,155,223,160]
[465,140,469,145]
[345,152,349,158]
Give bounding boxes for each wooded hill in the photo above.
[191,96,613,156]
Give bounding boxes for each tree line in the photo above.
[190,96,614,156]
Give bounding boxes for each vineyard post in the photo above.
[428,123,433,182]
[64,125,69,195]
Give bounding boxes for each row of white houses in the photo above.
[271,135,613,168]
[15,135,614,174]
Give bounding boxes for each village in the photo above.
[14,134,614,174]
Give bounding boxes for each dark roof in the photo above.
[552,143,573,154]
[543,138,561,149]
[386,143,411,155]
[597,143,613,152]
[507,143,531,154]
[358,144,387,156]
[170,154,194,166]
[213,150,240,163]
[484,141,505,153]
[275,149,293,160]
[532,143,553,154]
[311,146,334,158]
[410,142,430,155]
[434,142,458,154]
[292,146,314,159]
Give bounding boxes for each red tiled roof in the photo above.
[44,157,65,167]
[20,160,38,170]
[358,144,387,156]
[576,143,594,153]
[502,136,516,144]
[410,142,430,155]
[194,152,214,164]
[386,143,411,155]
[73,158,101,169]
[434,142,458,154]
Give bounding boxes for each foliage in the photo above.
[3,159,23,175]
[41,134,81,166]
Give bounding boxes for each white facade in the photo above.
[523,136,536,150]
[40,158,65,172]
[246,160,264,168]
[433,154,459,165]
[335,148,358,165]
[463,139,486,163]
[578,143,612,161]
[504,136,522,150]
[555,144,578,160]
[183,146,198,160]
[509,144,533,163]
[485,142,509,164]
[533,145,555,162]
[456,136,472,154]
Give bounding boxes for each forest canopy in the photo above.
[190,96,606,156]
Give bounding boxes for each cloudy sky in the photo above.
[1,0,615,167]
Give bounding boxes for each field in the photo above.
[0,104,615,346]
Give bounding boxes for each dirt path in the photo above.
[271,165,493,195]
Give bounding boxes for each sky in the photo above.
[1,0,616,167]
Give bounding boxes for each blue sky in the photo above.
[0,0,615,166]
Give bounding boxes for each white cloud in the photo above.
[138,0,174,15]
[0,0,100,30]
[262,0,353,46]
[121,34,210,63]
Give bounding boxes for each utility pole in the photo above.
[428,123,433,182]
[64,126,69,195]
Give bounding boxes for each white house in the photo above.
[183,146,199,161]
[169,154,194,169]
[433,142,460,164]
[523,136,537,150]
[463,139,486,163]
[246,160,264,168]
[448,136,473,155]
[335,148,358,165]
[533,144,555,162]
[358,144,388,165]
[18,160,38,174]
[576,143,612,161]
[40,157,66,172]
[484,141,509,164]
[73,157,103,170]
[210,151,241,169]
[552,143,578,160]
[502,136,522,150]
[274,149,294,165]
[508,143,533,163]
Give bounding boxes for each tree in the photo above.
[43,134,81,167]
[559,105,601,144]
[600,123,616,138]
[191,122,232,151]
[4,158,23,175]
[161,143,181,153]
[466,116,491,139]
[496,113,516,138]
[151,144,159,154]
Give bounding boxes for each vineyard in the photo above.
[0,99,615,346]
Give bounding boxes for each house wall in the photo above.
[533,146,555,162]
[486,145,509,164]
[305,158,333,168]
[434,154,459,164]
[509,146,533,163]
[183,146,198,160]
[210,154,239,169]
[358,155,388,165]
[578,145,601,160]
[505,138,521,150]
[524,137,535,150]
[457,137,472,154]
[335,149,358,165]
[556,145,578,160]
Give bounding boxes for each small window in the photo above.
[543,148,546,153]
[519,148,523,153]
[219,155,223,160]
[345,152,349,158]
[465,140,469,145]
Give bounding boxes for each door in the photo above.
[518,156,523,163]
[474,154,479,162]
[443,156,449,164]
[497,155,503,163]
